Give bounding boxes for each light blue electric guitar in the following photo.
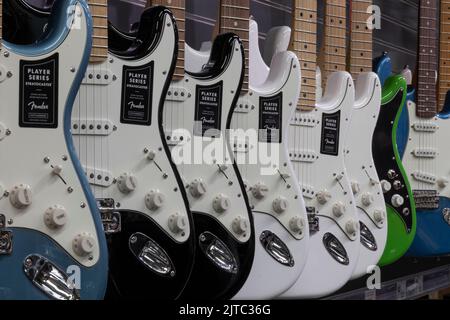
[0,0,108,299]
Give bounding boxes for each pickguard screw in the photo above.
[70,67,76,73]
[3,191,9,197]
[170,271,175,277]
[7,219,13,225]
[113,126,117,131]
[113,75,117,81]
[4,52,9,58]
[199,235,206,242]
[44,157,50,163]
[167,23,172,27]
[67,187,73,193]
[130,236,137,244]
[163,173,168,179]
[80,202,86,208]
[25,258,32,268]
[109,58,114,63]
[143,148,149,154]
[88,255,93,261]
[7,71,12,78]
[228,181,233,186]
[163,71,167,75]
[5,129,11,136]
[116,202,121,208]
[62,155,68,161]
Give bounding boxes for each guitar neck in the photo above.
[349,0,373,76]
[290,0,318,110]
[152,0,185,80]
[322,0,347,82]
[218,0,249,93]
[439,1,450,111]
[89,0,108,64]
[416,0,439,118]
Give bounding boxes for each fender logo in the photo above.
[28,101,49,111]
[128,101,145,110]
[201,117,215,124]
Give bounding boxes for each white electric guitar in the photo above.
[280,0,360,298]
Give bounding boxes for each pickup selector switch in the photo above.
[72,233,96,257]
[44,205,68,229]
[361,192,374,207]
[168,213,187,234]
[252,182,269,199]
[391,194,405,208]
[272,196,288,214]
[381,180,392,193]
[232,216,249,235]
[387,170,397,179]
[213,194,230,214]
[145,190,166,211]
[189,179,207,198]
[10,184,32,209]
[117,173,137,194]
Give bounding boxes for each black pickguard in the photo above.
[372,89,413,232]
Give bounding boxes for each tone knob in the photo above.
[345,220,359,235]
[438,177,449,189]
[252,182,269,199]
[361,192,374,207]
[117,173,137,194]
[168,213,187,234]
[332,202,346,218]
[189,179,207,198]
[145,190,166,211]
[373,209,386,224]
[289,216,305,234]
[272,196,288,214]
[393,180,402,190]
[351,181,360,195]
[147,150,157,161]
[232,216,249,235]
[391,194,404,208]
[316,190,331,205]
[213,194,231,214]
[72,233,96,257]
[44,205,68,229]
[381,180,392,193]
[9,184,32,209]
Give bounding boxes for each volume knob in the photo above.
[10,184,32,209]
[361,192,374,207]
[332,202,346,218]
[272,196,288,214]
[252,182,269,199]
[189,179,207,198]
[213,194,230,214]
[72,233,96,257]
[232,216,249,235]
[168,213,187,234]
[381,180,392,193]
[117,173,137,194]
[391,194,404,208]
[44,205,68,229]
[145,190,166,211]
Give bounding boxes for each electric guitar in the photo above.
[150,0,255,300]
[397,0,450,257]
[0,0,108,300]
[281,0,359,299]
[346,0,387,280]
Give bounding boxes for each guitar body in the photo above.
[346,73,387,279]
[164,34,255,300]
[0,0,108,299]
[72,7,195,299]
[281,71,360,298]
[229,20,308,300]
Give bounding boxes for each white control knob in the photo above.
[332,202,346,218]
[213,194,230,214]
[373,209,386,224]
[316,190,331,205]
[391,194,404,208]
[272,196,288,214]
[117,173,137,194]
[147,150,157,161]
[145,190,166,211]
[168,213,187,234]
[189,179,207,198]
[345,220,359,235]
[252,182,269,199]
[232,216,249,235]
[72,233,96,257]
[351,181,360,195]
[52,165,63,175]
[44,205,68,229]
[289,216,305,234]
[9,184,32,209]
[438,177,449,189]
[361,192,374,207]
[381,180,392,193]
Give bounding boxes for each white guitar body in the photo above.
[185,43,210,74]
[281,71,360,298]
[230,19,309,300]
[72,14,191,243]
[346,73,386,279]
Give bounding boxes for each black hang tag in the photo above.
[320,110,341,156]
[120,61,154,126]
[19,53,59,128]
[259,93,283,143]
[194,82,223,138]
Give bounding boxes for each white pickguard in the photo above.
[164,38,251,242]
[72,14,190,242]
[0,4,99,266]
[281,71,360,298]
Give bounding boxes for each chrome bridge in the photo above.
[412,190,439,210]
[0,214,12,255]
[97,199,122,234]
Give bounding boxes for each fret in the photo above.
[291,0,318,111]
[439,1,450,110]
[349,0,373,76]
[88,0,108,63]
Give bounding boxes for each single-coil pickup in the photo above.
[82,69,114,85]
[412,171,437,184]
[72,119,115,136]
[234,100,253,113]
[84,167,114,187]
[166,87,189,102]
[291,114,318,127]
[412,122,438,133]
[412,148,437,158]
[231,139,250,154]
[165,131,188,146]
[289,150,317,163]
